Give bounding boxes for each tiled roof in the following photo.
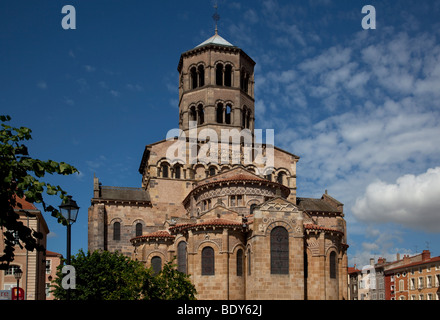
[184,173,289,205]
[297,197,340,213]
[385,256,440,272]
[304,224,343,235]
[170,218,242,233]
[14,196,38,210]
[96,186,151,203]
[130,230,175,243]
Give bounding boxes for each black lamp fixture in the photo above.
[14,268,23,301]
[59,195,80,224]
[59,195,79,301]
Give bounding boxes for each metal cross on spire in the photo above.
[213,2,220,34]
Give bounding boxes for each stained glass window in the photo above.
[202,246,215,275]
[152,256,162,275]
[270,226,289,274]
[236,249,243,276]
[177,241,187,274]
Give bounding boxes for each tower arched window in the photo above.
[191,67,198,89]
[224,65,232,87]
[225,104,232,124]
[277,172,286,185]
[202,246,215,275]
[151,256,162,275]
[135,222,143,237]
[161,163,169,178]
[216,64,223,86]
[113,222,121,241]
[198,65,205,87]
[270,226,289,274]
[330,251,337,279]
[197,104,204,125]
[241,69,249,93]
[236,249,243,276]
[177,241,187,274]
[174,164,181,179]
[189,106,197,122]
[216,103,224,123]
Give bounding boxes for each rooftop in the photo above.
[195,32,234,48]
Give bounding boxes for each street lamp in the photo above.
[14,268,23,301]
[59,195,79,300]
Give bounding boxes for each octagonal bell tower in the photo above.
[177,30,256,138]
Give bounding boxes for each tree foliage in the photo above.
[142,257,197,300]
[0,115,78,269]
[51,250,197,300]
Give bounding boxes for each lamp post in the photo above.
[14,268,23,301]
[59,195,79,300]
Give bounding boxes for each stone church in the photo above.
[88,29,349,300]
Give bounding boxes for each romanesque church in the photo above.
[88,29,349,300]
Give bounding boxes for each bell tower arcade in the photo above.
[177,31,256,138]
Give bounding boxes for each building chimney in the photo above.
[422,250,430,261]
[396,253,400,261]
[370,258,375,266]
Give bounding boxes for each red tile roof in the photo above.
[130,230,175,243]
[304,224,343,235]
[14,196,38,210]
[385,256,440,272]
[170,218,243,233]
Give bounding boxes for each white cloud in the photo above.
[352,167,440,232]
[84,65,96,72]
[37,81,47,90]
[110,90,120,97]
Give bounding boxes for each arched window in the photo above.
[216,103,224,123]
[330,251,337,279]
[161,163,169,178]
[198,65,205,87]
[113,222,121,241]
[174,164,181,179]
[241,69,249,93]
[209,166,216,176]
[202,246,215,275]
[177,242,187,274]
[151,256,162,275]
[224,65,232,87]
[236,249,243,276]
[189,106,197,122]
[191,67,198,89]
[216,64,223,86]
[270,226,289,274]
[250,204,257,214]
[225,104,232,124]
[277,172,286,185]
[135,223,142,237]
[197,104,204,125]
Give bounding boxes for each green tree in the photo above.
[51,250,197,300]
[0,115,78,269]
[51,249,148,300]
[142,258,197,300]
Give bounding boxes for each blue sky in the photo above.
[1,0,439,268]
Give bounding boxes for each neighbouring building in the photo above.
[385,250,440,300]
[348,251,440,300]
[45,250,63,300]
[0,197,49,300]
[88,29,349,300]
